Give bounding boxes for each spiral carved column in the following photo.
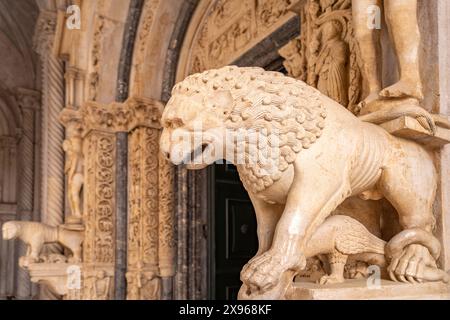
[34,11,66,300]
[15,89,40,299]
[34,12,66,239]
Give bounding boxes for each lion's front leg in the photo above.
[241,160,351,296]
[238,194,284,299]
[246,193,284,258]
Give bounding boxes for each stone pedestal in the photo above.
[288,279,450,300]
[379,116,450,148]
[26,262,114,300]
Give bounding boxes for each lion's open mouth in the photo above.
[182,143,210,165]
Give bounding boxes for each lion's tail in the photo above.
[385,228,441,260]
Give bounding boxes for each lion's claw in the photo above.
[241,250,303,293]
[388,244,435,283]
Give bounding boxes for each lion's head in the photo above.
[161,66,327,193]
[2,221,21,240]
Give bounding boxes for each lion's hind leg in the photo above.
[379,156,439,283]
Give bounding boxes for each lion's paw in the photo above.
[241,250,303,293]
[19,256,39,268]
[318,274,345,285]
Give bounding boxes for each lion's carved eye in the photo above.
[165,118,184,129]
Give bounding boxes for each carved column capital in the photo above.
[15,88,41,111]
[80,101,132,134]
[78,97,163,135]
[59,107,83,137]
[125,96,164,131]
[33,11,58,56]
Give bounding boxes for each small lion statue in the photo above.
[160,66,447,299]
[2,221,83,267]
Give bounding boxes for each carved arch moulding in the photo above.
[176,0,301,81]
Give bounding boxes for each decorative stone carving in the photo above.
[126,262,161,300]
[80,98,162,134]
[184,0,299,75]
[279,0,362,113]
[60,108,84,225]
[127,126,161,299]
[132,0,161,97]
[2,221,83,267]
[157,152,176,279]
[82,130,116,264]
[33,10,57,55]
[160,66,450,300]
[243,214,449,299]
[83,268,113,300]
[57,97,171,300]
[126,96,175,300]
[89,3,107,102]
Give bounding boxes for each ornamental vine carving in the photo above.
[80,98,163,134]
[83,132,116,264]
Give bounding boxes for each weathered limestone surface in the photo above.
[161,64,450,300]
[2,0,450,301]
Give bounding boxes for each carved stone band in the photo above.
[59,97,164,135]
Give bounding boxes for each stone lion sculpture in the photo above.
[160,66,446,299]
[2,221,83,267]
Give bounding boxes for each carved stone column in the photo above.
[34,11,66,246]
[33,11,66,300]
[15,89,40,299]
[125,97,175,300]
[436,0,450,270]
[78,101,120,300]
[54,98,175,300]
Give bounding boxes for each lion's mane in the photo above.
[171,66,327,194]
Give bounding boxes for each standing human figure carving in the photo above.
[352,0,423,114]
[63,135,84,222]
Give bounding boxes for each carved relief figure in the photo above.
[278,37,305,79]
[126,262,161,300]
[63,136,84,220]
[2,221,83,267]
[352,0,423,113]
[279,0,363,113]
[59,108,84,225]
[160,66,446,299]
[85,270,111,300]
[315,20,349,106]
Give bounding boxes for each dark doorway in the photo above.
[210,163,258,300]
